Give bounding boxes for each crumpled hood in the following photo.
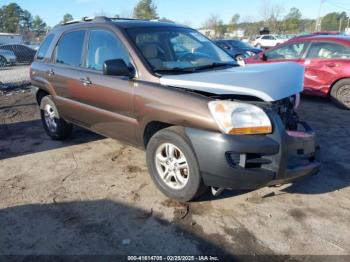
[159,62,304,101]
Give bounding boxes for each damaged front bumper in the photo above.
[185,111,320,189]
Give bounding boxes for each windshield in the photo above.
[126,27,237,74]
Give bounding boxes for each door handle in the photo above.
[47,69,54,77]
[79,77,92,86]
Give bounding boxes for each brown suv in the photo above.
[30,17,320,201]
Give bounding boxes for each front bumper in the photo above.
[185,111,320,189]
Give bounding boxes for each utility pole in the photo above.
[315,0,324,31]
[339,18,343,32]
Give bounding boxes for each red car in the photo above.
[245,35,350,109]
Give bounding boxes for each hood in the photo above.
[250,48,263,53]
[159,62,304,102]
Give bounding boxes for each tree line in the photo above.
[0,0,349,42]
[0,3,48,42]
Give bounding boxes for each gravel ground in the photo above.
[0,68,349,259]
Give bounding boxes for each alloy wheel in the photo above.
[154,143,189,190]
[44,104,57,133]
[338,84,350,108]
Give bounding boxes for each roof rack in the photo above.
[60,16,154,26]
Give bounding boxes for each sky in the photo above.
[1,0,350,28]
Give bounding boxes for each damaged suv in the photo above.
[30,17,320,201]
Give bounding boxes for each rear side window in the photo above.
[306,41,350,59]
[36,34,54,60]
[55,30,85,67]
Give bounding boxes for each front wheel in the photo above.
[330,79,350,110]
[0,56,7,68]
[146,127,207,202]
[40,95,73,139]
[235,54,245,66]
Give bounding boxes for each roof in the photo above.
[112,19,186,29]
[53,16,187,30]
[289,34,350,42]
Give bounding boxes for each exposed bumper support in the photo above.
[185,111,320,189]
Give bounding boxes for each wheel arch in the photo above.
[36,89,50,105]
[143,121,173,149]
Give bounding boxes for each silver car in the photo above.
[0,49,16,67]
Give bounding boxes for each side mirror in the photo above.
[103,59,134,78]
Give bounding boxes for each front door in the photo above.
[76,28,136,143]
[263,41,308,66]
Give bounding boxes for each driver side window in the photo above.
[86,29,130,71]
[266,42,305,60]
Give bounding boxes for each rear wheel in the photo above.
[146,126,207,202]
[330,79,350,110]
[40,95,73,139]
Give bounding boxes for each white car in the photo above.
[254,35,286,49]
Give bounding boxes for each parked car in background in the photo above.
[0,44,36,64]
[24,42,40,51]
[214,39,262,62]
[245,35,350,109]
[253,35,286,49]
[31,16,320,201]
[0,49,16,67]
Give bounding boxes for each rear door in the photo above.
[49,29,91,125]
[303,41,350,96]
[76,28,136,143]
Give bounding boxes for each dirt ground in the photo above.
[0,82,350,259]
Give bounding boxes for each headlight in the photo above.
[208,101,272,135]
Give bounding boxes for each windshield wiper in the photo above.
[153,67,195,74]
[191,62,238,71]
[153,62,238,74]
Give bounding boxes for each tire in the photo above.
[0,56,7,68]
[146,126,207,202]
[235,54,245,66]
[40,95,73,140]
[256,44,261,49]
[330,79,350,110]
[235,54,244,62]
